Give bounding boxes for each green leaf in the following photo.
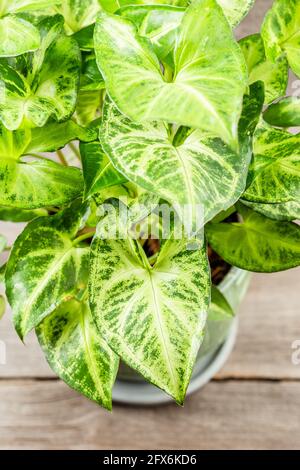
[0,16,81,130]
[262,0,300,78]
[210,285,234,319]
[89,217,210,403]
[243,121,300,203]
[73,24,94,50]
[94,0,247,147]
[56,0,102,33]
[0,206,47,222]
[36,298,119,409]
[0,157,83,209]
[80,53,105,91]
[75,90,102,126]
[264,97,300,128]
[0,1,61,14]
[26,120,97,154]
[206,203,300,272]
[0,15,40,57]
[80,141,127,198]
[6,200,90,340]
[241,199,300,222]
[217,0,254,27]
[101,97,252,230]
[239,33,288,104]
[118,5,185,61]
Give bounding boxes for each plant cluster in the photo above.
[0,0,299,409]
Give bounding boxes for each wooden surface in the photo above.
[1,0,300,451]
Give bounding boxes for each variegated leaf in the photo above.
[94,0,247,148]
[241,199,300,222]
[0,15,40,57]
[264,97,300,128]
[0,206,47,222]
[89,216,210,403]
[217,0,254,27]
[37,298,119,409]
[0,15,81,130]
[100,91,257,230]
[80,53,105,91]
[6,200,90,339]
[0,1,61,14]
[239,33,288,104]
[75,90,102,126]
[243,121,300,203]
[206,203,300,272]
[262,0,300,77]
[80,141,127,198]
[55,0,102,32]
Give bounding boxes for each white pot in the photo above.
[113,267,251,405]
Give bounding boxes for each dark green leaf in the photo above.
[206,203,300,272]
[264,97,300,128]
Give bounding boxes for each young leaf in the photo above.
[210,285,234,318]
[94,0,247,147]
[89,217,210,403]
[243,121,300,203]
[0,16,81,130]
[5,200,90,340]
[101,97,252,230]
[55,0,102,32]
[0,15,40,57]
[75,90,102,126]
[206,203,300,272]
[80,141,127,198]
[26,120,97,154]
[36,298,119,410]
[239,33,288,104]
[241,199,300,222]
[264,97,300,128]
[262,0,300,77]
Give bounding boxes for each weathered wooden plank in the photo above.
[0,379,299,450]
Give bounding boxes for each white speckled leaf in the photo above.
[6,200,90,339]
[94,0,247,147]
[262,0,300,77]
[240,33,288,104]
[55,0,102,32]
[217,0,254,26]
[37,298,119,410]
[241,199,300,222]
[0,15,40,57]
[243,120,300,203]
[89,213,210,403]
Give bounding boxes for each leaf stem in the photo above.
[73,231,96,245]
[56,149,68,166]
[69,141,81,160]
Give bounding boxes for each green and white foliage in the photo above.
[0,0,299,410]
[264,97,300,128]
[243,120,300,203]
[89,212,210,403]
[239,33,288,104]
[206,203,300,272]
[37,298,119,409]
[262,0,300,78]
[0,15,81,130]
[94,0,247,148]
[6,200,90,339]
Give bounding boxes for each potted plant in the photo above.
[0,0,299,410]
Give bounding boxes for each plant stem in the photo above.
[56,149,68,166]
[73,230,96,245]
[69,141,81,160]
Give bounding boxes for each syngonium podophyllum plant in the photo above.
[0,0,300,410]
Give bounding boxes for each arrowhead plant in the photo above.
[0,0,299,409]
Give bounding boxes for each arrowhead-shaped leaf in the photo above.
[100,94,254,229]
[6,200,90,339]
[80,141,127,198]
[262,0,300,78]
[89,214,210,403]
[217,0,254,27]
[0,15,40,57]
[37,298,119,409]
[206,203,300,272]
[264,97,300,128]
[243,121,300,203]
[94,0,247,147]
[0,15,81,130]
[239,33,288,104]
